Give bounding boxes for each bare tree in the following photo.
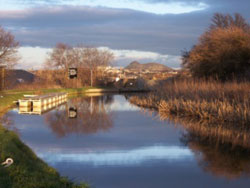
[210,13,249,31]
[0,26,19,68]
[44,43,74,69]
[80,47,114,86]
[45,43,114,87]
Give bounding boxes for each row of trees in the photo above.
[43,43,114,87]
[1,13,250,86]
[182,13,250,80]
[0,26,114,88]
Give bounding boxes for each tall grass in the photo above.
[130,79,250,127]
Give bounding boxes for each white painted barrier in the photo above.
[18,93,68,115]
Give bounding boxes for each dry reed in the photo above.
[130,79,250,127]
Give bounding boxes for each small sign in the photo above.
[68,68,77,79]
[68,107,77,119]
[115,77,120,82]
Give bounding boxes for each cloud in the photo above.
[1,0,249,69]
[17,47,51,69]
[63,0,208,14]
[109,48,181,68]
[0,5,208,55]
[1,0,209,14]
[17,46,182,69]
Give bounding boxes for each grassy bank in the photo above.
[0,126,88,188]
[0,87,98,187]
[129,79,250,127]
[0,88,92,187]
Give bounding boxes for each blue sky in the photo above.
[0,0,249,69]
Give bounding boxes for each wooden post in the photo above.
[91,69,93,87]
[0,65,5,91]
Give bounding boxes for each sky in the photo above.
[0,0,249,69]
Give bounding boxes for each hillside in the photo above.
[125,61,172,71]
[5,69,36,89]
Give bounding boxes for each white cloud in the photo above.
[37,145,193,166]
[68,0,209,14]
[110,49,181,68]
[112,49,169,59]
[17,46,181,70]
[17,46,51,70]
[0,0,208,14]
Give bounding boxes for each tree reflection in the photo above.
[160,115,250,179]
[130,97,250,180]
[181,131,250,179]
[44,95,114,138]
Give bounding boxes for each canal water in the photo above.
[4,94,250,188]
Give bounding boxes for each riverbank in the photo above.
[129,79,250,127]
[0,126,88,188]
[0,88,91,187]
[129,80,250,150]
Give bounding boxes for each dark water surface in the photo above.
[4,94,250,188]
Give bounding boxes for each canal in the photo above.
[3,94,250,188]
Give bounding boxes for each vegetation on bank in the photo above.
[130,79,250,127]
[0,126,88,188]
[130,13,250,133]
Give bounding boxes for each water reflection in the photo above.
[3,94,250,188]
[181,132,250,179]
[0,109,20,135]
[38,145,192,166]
[157,108,250,179]
[127,94,250,181]
[44,95,114,137]
[162,116,250,149]
[68,107,77,119]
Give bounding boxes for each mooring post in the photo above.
[0,65,6,91]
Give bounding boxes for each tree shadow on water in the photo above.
[44,95,114,138]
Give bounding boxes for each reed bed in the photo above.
[130,79,250,127]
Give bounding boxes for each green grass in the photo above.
[0,126,88,188]
[0,92,33,115]
[40,87,96,94]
